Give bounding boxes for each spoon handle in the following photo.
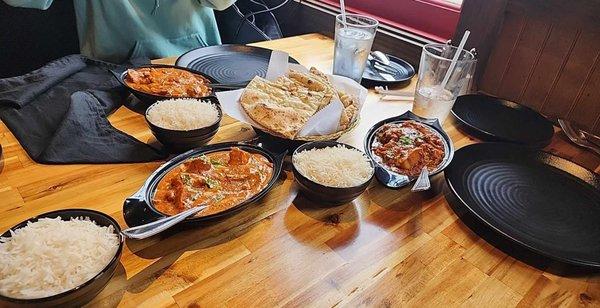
[411,168,431,192]
[121,205,207,240]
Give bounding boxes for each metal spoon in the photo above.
[372,51,391,66]
[558,119,600,156]
[121,205,207,240]
[411,167,431,192]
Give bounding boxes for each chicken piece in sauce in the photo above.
[373,121,445,177]
[124,67,211,98]
[152,148,273,217]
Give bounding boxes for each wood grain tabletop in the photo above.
[1,33,600,307]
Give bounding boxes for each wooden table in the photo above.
[1,33,600,307]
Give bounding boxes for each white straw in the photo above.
[440,30,470,90]
[339,0,347,27]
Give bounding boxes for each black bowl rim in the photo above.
[451,94,554,147]
[126,142,286,223]
[291,140,375,190]
[144,97,223,134]
[113,64,219,101]
[0,209,124,304]
[363,111,455,189]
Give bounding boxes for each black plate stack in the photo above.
[446,142,600,271]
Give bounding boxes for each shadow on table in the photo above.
[284,191,361,251]
[87,262,127,306]
[121,171,292,294]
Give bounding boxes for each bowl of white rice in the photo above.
[292,141,374,205]
[145,97,222,153]
[0,209,124,307]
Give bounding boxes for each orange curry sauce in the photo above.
[152,148,273,217]
[373,121,445,177]
[125,67,211,98]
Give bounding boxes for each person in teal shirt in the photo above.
[3,0,236,63]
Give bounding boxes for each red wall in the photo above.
[321,0,461,42]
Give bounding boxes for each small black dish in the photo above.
[452,94,554,148]
[0,209,124,308]
[145,97,222,153]
[364,111,454,189]
[361,54,415,87]
[176,44,299,83]
[291,141,374,206]
[445,142,600,271]
[123,142,286,228]
[110,64,219,110]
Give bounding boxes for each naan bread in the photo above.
[309,67,359,129]
[239,68,360,138]
[240,87,311,139]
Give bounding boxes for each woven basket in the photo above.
[293,114,360,142]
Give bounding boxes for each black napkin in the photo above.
[0,55,167,164]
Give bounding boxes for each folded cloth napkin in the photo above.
[0,54,167,163]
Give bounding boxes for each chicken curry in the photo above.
[372,121,445,177]
[125,67,212,98]
[152,148,273,217]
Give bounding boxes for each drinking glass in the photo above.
[333,13,378,82]
[412,43,477,123]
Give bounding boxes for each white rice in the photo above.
[0,217,119,299]
[146,98,220,131]
[293,145,374,188]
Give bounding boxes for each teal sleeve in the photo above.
[2,0,54,10]
[197,0,236,11]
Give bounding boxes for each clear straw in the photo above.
[440,30,470,90]
[339,0,347,27]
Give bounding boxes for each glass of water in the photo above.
[412,43,477,124]
[333,13,378,82]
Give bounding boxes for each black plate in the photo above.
[110,64,219,110]
[364,111,454,189]
[176,44,299,83]
[0,209,124,307]
[452,94,554,147]
[123,142,286,227]
[361,54,415,87]
[445,143,600,270]
[292,141,374,205]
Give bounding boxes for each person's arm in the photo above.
[197,0,236,11]
[2,0,54,10]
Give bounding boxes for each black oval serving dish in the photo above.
[110,64,219,110]
[364,111,454,189]
[145,97,222,153]
[123,142,286,228]
[292,141,374,206]
[0,209,124,308]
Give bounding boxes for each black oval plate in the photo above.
[176,45,299,84]
[452,94,554,148]
[445,142,600,269]
[361,54,415,87]
[363,111,454,189]
[123,142,286,227]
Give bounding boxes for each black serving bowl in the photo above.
[144,97,222,153]
[123,142,287,228]
[291,141,374,206]
[110,64,218,110]
[0,209,124,308]
[364,111,454,189]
